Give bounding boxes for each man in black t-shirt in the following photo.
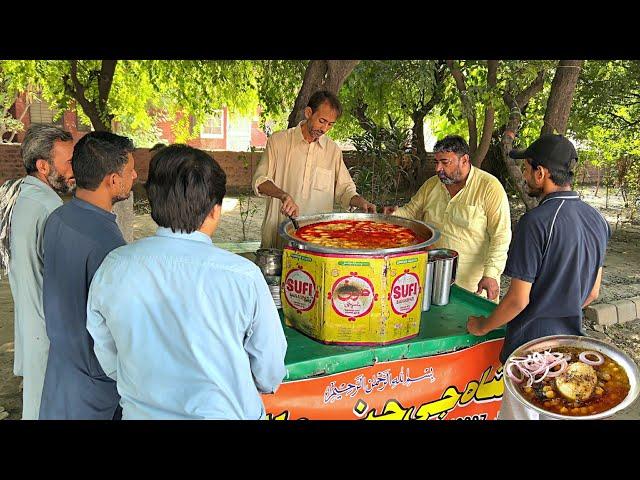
[466,134,610,420]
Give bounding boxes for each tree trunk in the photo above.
[500,105,538,211]
[287,60,360,128]
[98,60,117,119]
[64,60,115,132]
[63,60,134,240]
[410,61,447,187]
[541,60,584,135]
[498,70,547,211]
[113,196,134,243]
[500,62,583,211]
[409,111,427,191]
[471,60,498,167]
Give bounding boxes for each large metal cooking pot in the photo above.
[504,334,640,420]
[278,212,440,255]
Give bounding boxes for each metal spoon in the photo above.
[287,213,300,231]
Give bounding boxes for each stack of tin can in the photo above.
[255,248,283,309]
[264,275,282,308]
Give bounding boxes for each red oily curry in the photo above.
[294,220,425,249]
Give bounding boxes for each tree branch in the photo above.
[609,110,640,127]
[447,59,477,154]
[352,99,376,132]
[66,60,110,131]
[7,99,31,143]
[98,60,117,117]
[499,68,549,211]
[288,60,359,128]
[515,70,545,107]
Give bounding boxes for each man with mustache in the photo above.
[39,131,137,420]
[0,124,74,419]
[384,135,511,301]
[253,90,376,249]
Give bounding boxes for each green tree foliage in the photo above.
[145,60,261,142]
[439,60,556,147]
[349,118,415,207]
[0,65,27,142]
[255,60,307,133]
[570,60,640,217]
[0,60,263,145]
[334,60,442,138]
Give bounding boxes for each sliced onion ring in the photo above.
[546,360,568,377]
[533,367,550,383]
[579,350,604,366]
[506,362,525,383]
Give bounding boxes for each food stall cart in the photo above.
[260,214,506,421]
[263,286,504,420]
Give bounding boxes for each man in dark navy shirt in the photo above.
[466,134,610,420]
[40,132,137,420]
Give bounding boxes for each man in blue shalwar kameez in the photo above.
[39,132,137,420]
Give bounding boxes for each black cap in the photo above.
[509,134,578,172]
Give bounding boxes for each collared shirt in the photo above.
[499,191,611,363]
[39,196,125,420]
[86,227,288,420]
[253,123,358,249]
[7,175,62,419]
[394,166,512,295]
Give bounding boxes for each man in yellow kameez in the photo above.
[385,135,511,301]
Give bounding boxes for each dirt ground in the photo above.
[1,186,639,420]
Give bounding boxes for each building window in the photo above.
[226,115,252,152]
[29,98,63,127]
[200,110,224,138]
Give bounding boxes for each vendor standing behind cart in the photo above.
[384,135,511,300]
[87,145,287,419]
[467,134,610,419]
[252,90,376,250]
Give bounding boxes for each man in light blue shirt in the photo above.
[87,144,287,419]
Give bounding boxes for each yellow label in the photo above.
[282,248,427,345]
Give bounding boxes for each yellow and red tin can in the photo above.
[279,213,440,346]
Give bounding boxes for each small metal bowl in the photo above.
[504,335,640,420]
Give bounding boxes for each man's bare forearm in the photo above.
[257,180,287,201]
[258,180,299,217]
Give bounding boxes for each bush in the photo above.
[348,119,416,208]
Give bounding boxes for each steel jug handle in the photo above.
[450,257,458,285]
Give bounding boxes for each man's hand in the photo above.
[467,315,488,336]
[476,276,499,301]
[350,195,377,213]
[382,205,398,215]
[280,193,300,217]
